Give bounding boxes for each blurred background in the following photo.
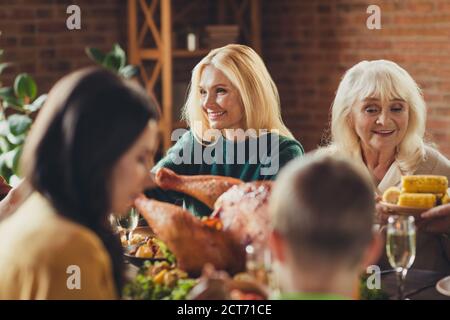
[1,0,449,157]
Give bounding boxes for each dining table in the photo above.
[381,269,450,300]
[124,260,450,300]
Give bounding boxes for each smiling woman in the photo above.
[146,44,304,217]
[318,59,450,273]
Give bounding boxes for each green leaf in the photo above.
[2,96,24,109]
[8,174,22,187]
[0,120,9,136]
[0,136,12,153]
[0,154,12,182]
[0,87,14,99]
[6,132,26,145]
[112,43,126,69]
[103,53,122,72]
[3,147,18,169]
[11,145,22,174]
[85,47,106,65]
[7,114,32,136]
[119,65,139,79]
[14,73,37,100]
[25,93,47,112]
[0,62,11,75]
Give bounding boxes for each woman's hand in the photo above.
[374,194,390,226]
[417,204,450,234]
[0,179,32,223]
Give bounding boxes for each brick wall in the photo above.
[1,0,450,157]
[0,0,127,92]
[263,0,450,157]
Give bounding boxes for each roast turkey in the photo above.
[154,167,242,209]
[135,170,272,275]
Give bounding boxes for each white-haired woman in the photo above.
[320,59,450,273]
[147,44,304,216]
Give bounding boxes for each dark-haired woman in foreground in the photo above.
[0,68,159,299]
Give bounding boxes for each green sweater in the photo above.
[146,130,304,216]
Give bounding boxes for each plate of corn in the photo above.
[380,175,450,216]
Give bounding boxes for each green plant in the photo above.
[0,49,46,185]
[0,43,136,185]
[85,43,139,79]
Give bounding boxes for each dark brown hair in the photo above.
[21,67,160,294]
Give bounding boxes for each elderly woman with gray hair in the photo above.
[318,59,450,273]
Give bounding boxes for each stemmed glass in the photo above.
[386,215,416,300]
[112,207,140,244]
[245,243,279,297]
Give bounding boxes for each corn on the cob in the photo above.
[398,193,436,209]
[382,186,401,204]
[401,175,448,194]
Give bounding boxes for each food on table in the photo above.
[397,193,436,209]
[382,175,450,209]
[382,186,401,204]
[124,232,175,263]
[200,216,223,230]
[401,175,448,194]
[123,261,197,300]
[135,176,273,276]
[129,233,145,245]
[135,195,245,276]
[154,167,243,209]
[212,181,272,248]
[230,289,265,300]
[187,264,268,300]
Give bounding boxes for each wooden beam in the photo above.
[140,48,160,60]
[138,0,159,46]
[139,0,162,49]
[161,0,173,151]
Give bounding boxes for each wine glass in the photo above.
[115,207,140,244]
[386,215,416,300]
[245,243,279,296]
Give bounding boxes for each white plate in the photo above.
[436,276,450,296]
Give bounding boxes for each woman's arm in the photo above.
[0,180,32,223]
[145,131,195,204]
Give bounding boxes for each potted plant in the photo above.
[0,49,47,185]
[85,43,139,79]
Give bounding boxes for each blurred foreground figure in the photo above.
[269,155,382,300]
[0,67,159,299]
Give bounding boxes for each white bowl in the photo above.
[436,276,450,296]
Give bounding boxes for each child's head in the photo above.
[269,155,381,294]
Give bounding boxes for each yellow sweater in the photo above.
[0,192,117,299]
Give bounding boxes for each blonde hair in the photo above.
[325,60,427,175]
[182,44,293,141]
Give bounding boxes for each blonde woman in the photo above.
[319,59,450,272]
[148,44,303,216]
